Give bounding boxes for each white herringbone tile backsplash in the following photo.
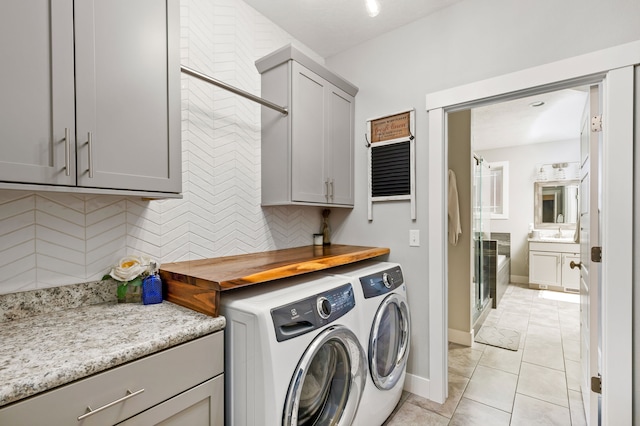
[0,0,325,295]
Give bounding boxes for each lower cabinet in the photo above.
[120,376,223,425]
[561,253,581,291]
[0,331,223,426]
[529,250,561,286]
[529,241,580,292]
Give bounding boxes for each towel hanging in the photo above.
[448,169,462,246]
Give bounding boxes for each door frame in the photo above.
[426,40,638,424]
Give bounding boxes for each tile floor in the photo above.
[383,283,586,426]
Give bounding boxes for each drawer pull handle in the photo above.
[77,388,145,421]
[570,261,582,270]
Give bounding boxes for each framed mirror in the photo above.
[534,180,579,228]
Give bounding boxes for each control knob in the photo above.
[382,273,394,289]
[317,296,332,319]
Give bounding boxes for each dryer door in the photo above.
[283,325,366,426]
[369,293,411,390]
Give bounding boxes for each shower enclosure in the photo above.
[472,155,492,322]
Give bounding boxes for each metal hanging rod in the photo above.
[180,65,288,116]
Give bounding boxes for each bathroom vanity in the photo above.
[528,240,580,292]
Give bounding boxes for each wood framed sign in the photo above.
[370,111,412,143]
[366,108,416,221]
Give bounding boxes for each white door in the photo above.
[578,84,601,425]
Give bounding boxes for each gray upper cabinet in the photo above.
[0,0,181,195]
[0,0,76,186]
[257,45,358,207]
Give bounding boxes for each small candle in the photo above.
[313,233,323,246]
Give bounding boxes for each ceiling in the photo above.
[243,0,588,150]
[471,88,589,151]
[243,0,463,58]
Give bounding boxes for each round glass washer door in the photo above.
[369,293,411,390]
[283,325,366,426]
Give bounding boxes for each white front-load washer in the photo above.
[220,273,367,426]
[328,261,411,426]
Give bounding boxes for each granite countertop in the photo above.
[0,301,225,408]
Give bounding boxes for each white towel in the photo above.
[448,169,462,245]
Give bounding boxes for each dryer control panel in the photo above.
[359,265,404,299]
[271,283,355,342]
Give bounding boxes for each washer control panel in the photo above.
[271,283,355,342]
[359,265,404,299]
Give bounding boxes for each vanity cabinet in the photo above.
[0,332,223,425]
[257,45,358,207]
[0,0,181,195]
[529,241,580,291]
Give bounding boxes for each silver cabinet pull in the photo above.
[77,388,145,421]
[87,132,94,178]
[64,128,71,176]
[329,179,334,200]
[325,179,330,201]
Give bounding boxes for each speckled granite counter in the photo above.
[0,290,225,408]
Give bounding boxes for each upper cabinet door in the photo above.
[0,0,76,186]
[74,0,181,193]
[291,63,329,204]
[327,87,355,206]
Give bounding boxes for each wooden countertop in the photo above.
[159,244,389,316]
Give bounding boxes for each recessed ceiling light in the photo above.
[366,0,380,17]
[529,101,545,107]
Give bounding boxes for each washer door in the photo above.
[283,325,366,426]
[369,293,411,390]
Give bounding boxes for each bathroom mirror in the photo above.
[534,180,579,228]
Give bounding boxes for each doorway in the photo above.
[445,85,591,424]
[426,43,636,425]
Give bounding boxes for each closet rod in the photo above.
[181,65,288,116]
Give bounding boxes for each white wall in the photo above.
[477,139,580,279]
[326,0,640,382]
[0,0,327,294]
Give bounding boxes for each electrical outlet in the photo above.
[409,230,420,247]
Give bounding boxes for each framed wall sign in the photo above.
[366,109,416,220]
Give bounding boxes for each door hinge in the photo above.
[591,115,603,132]
[591,375,602,394]
[591,246,602,263]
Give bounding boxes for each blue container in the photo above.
[142,273,163,305]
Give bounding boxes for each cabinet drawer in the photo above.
[529,241,579,253]
[0,331,223,426]
[119,375,223,425]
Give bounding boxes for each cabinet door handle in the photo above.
[570,260,582,270]
[77,388,145,421]
[325,179,330,201]
[64,128,71,176]
[87,132,94,178]
[329,179,334,200]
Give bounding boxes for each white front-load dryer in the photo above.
[220,273,367,426]
[328,261,411,426]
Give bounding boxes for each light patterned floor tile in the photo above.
[511,393,571,426]
[449,397,511,426]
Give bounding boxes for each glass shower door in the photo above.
[472,156,491,320]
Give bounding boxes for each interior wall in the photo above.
[447,111,472,337]
[477,139,580,281]
[0,0,327,295]
[326,0,640,383]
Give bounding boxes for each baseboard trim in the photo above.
[511,275,528,284]
[404,373,430,400]
[448,327,473,346]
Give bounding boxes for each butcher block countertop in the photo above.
[160,244,390,317]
